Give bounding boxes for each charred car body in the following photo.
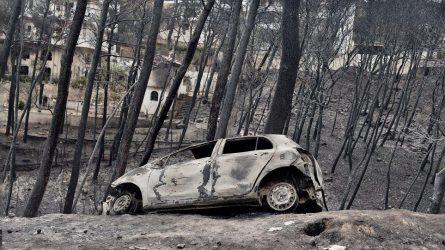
[105,135,326,214]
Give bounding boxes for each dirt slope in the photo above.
[1,209,444,249]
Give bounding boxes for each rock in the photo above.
[83,230,88,234]
[376,158,383,162]
[177,243,185,249]
[7,230,12,233]
[268,227,283,232]
[196,118,204,123]
[325,177,333,183]
[326,245,346,250]
[309,238,317,246]
[130,247,148,250]
[284,221,295,226]
[34,229,42,235]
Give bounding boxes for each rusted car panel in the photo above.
[108,135,325,213]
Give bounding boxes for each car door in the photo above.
[146,140,221,207]
[211,137,275,197]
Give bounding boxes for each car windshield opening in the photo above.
[223,137,273,154]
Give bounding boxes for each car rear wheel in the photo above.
[264,181,299,212]
[110,191,139,215]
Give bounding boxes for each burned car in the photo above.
[105,135,326,214]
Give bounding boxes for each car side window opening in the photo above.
[222,137,273,154]
[155,141,217,167]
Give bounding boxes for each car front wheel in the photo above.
[264,181,299,212]
[110,191,139,215]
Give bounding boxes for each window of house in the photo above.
[27,25,32,33]
[41,51,52,61]
[44,67,51,81]
[19,66,29,76]
[22,52,30,60]
[222,137,273,154]
[150,91,159,101]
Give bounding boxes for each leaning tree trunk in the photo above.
[206,0,242,141]
[429,168,445,214]
[23,0,51,143]
[62,0,111,214]
[214,0,260,139]
[0,0,22,79]
[177,32,213,148]
[264,0,301,134]
[22,0,89,218]
[6,61,17,136]
[140,0,216,166]
[3,4,25,215]
[109,10,147,166]
[93,26,114,181]
[110,0,165,181]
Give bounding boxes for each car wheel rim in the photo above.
[113,194,132,213]
[267,183,297,211]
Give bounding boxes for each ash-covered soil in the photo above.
[1,209,444,249]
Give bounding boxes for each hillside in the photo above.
[0,209,444,249]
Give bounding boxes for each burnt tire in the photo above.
[110,191,139,215]
[263,180,299,213]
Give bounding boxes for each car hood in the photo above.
[111,165,153,188]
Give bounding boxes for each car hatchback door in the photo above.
[212,137,275,197]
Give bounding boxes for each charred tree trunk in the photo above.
[23,0,51,143]
[178,32,213,147]
[109,7,148,165]
[109,0,164,180]
[94,27,113,181]
[0,0,22,79]
[62,0,111,214]
[22,0,89,218]
[6,61,17,136]
[206,0,242,141]
[215,0,260,139]
[140,0,216,166]
[203,34,225,103]
[264,0,301,134]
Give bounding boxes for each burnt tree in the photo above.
[22,0,89,218]
[0,0,22,80]
[214,0,260,139]
[264,0,301,134]
[110,0,165,180]
[63,0,112,214]
[206,0,242,140]
[140,0,216,166]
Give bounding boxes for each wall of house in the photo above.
[9,45,92,83]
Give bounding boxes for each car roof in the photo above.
[222,134,301,148]
[157,135,299,161]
